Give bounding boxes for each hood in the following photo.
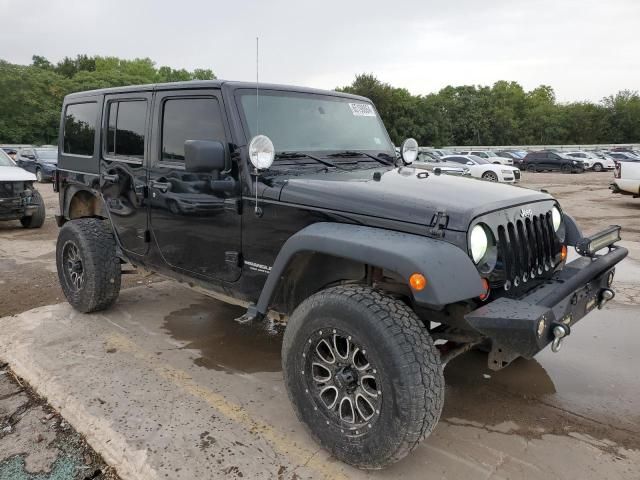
[0,166,37,182]
[278,167,552,231]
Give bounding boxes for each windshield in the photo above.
[0,149,14,166]
[238,90,394,154]
[35,148,58,161]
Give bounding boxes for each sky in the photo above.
[1,0,638,102]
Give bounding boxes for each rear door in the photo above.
[148,90,241,282]
[100,92,152,256]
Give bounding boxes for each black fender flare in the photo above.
[563,213,583,246]
[254,222,485,314]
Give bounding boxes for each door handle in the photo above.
[102,173,119,183]
[150,180,171,193]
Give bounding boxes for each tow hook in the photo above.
[551,323,570,353]
[598,288,615,309]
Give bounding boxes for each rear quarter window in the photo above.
[63,102,97,156]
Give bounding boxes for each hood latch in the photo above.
[429,210,449,237]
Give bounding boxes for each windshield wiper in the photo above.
[275,151,340,169]
[327,150,394,166]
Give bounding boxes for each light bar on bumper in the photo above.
[575,225,621,256]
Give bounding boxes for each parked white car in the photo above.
[611,160,640,197]
[443,155,521,183]
[565,151,614,171]
[457,150,513,166]
[0,149,46,228]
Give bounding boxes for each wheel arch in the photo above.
[64,187,107,222]
[255,223,485,316]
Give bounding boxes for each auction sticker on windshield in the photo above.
[349,103,376,117]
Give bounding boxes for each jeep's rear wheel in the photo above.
[56,218,121,313]
[282,285,444,469]
[20,190,45,228]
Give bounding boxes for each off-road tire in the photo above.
[20,190,45,228]
[56,218,121,313]
[593,163,603,172]
[282,285,444,469]
[482,171,499,182]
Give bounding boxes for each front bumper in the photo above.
[0,197,36,220]
[465,245,627,364]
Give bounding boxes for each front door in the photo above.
[148,90,241,282]
[100,93,151,256]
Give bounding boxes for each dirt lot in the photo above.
[0,184,155,317]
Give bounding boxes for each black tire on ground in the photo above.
[282,285,444,469]
[20,190,45,228]
[561,164,572,174]
[482,171,499,182]
[593,163,603,172]
[56,218,121,313]
[35,168,44,183]
[526,164,537,172]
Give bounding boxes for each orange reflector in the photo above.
[409,273,427,291]
[479,278,490,301]
[561,245,568,261]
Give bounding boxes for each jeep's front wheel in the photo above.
[56,218,121,313]
[282,285,444,469]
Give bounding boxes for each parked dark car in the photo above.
[495,150,524,168]
[15,147,58,182]
[1,147,18,160]
[607,151,640,162]
[53,80,626,469]
[522,151,585,173]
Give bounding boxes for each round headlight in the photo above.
[551,206,562,232]
[248,135,275,170]
[470,224,489,264]
[400,138,418,164]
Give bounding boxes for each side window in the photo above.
[105,100,147,160]
[63,102,97,156]
[161,97,225,163]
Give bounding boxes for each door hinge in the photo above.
[144,230,151,243]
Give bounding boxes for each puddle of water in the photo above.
[443,304,640,450]
[162,300,283,374]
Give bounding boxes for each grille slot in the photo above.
[495,211,560,290]
[0,182,24,199]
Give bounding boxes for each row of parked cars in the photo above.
[415,146,640,183]
[1,146,58,182]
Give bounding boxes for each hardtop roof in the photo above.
[63,80,370,102]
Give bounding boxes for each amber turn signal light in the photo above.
[409,273,427,291]
[479,278,490,301]
[561,245,568,261]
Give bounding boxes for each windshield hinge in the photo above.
[428,211,449,237]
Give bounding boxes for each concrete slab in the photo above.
[1,281,639,480]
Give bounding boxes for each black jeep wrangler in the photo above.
[54,81,627,468]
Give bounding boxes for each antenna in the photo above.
[254,36,260,215]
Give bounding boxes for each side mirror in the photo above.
[184,140,226,173]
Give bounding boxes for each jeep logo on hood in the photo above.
[520,208,534,219]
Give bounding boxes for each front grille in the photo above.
[494,212,561,291]
[0,182,24,199]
